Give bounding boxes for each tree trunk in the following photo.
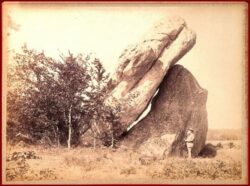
[93,136,96,149]
[67,105,72,149]
[56,125,60,147]
[91,119,99,149]
[110,133,114,148]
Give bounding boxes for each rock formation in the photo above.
[121,65,208,157]
[79,16,208,157]
[106,16,196,136]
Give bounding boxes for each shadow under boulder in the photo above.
[198,143,217,158]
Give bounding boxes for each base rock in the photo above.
[121,65,208,157]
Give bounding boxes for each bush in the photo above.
[6,151,41,181]
[198,143,217,158]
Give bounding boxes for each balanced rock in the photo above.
[121,65,208,157]
[106,17,196,136]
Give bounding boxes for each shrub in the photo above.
[198,143,217,158]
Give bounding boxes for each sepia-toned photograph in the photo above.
[2,2,248,184]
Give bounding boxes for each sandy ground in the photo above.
[4,140,246,184]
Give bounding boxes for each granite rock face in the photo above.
[121,65,208,157]
[106,17,196,135]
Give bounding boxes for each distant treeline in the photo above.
[206,129,242,141]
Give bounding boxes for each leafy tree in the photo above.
[89,100,122,148]
[7,45,111,148]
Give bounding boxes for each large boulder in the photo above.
[108,16,186,93]
[121,65,208,157]
[106,17,196,136]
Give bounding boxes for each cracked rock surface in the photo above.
[106,16,196,135]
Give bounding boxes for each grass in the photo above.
[5,140,243,183]
[150,158,241,180]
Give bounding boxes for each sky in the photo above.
[3,2,247,129]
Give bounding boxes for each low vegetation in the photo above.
[6,138,242,183]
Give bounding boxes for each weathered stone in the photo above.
[106,17,196,135]
[121,65,208,157]
[109,16,186,94]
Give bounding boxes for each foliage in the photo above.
[7,45,118,147]
[6,150,57,181]
[89,99,122,147]
[6,151,41,181]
